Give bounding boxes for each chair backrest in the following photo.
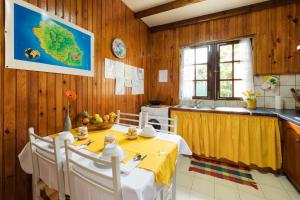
[116,110,142,129]
[144,112,178,134]
[28,128,65,200]
[64,140,122,200]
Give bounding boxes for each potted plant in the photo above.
[242,90,260,109]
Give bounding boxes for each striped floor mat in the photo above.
[189,157,258,189]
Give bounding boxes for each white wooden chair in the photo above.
[144,112,178,134]
[28,128,65,200]
[116,110,142,128]
[64,140,122,200]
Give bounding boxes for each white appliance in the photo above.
[141,106,170,132]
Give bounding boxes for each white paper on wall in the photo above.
[137,68,144,80]
[114,61,125,78]
[125,64,133,80]
[132,67,139,81]
[132,79,144,95]
[104,58,115,79]
[115,77,125,95]
[159,70,168,82]
[132,79,139,95]
[138,79,144,94]
[125,79,132,87]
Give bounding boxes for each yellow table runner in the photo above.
[70,129,178,185]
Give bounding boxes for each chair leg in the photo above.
[32,174,40,200]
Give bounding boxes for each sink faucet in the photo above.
[196,100,204,108]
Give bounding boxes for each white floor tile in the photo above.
[215,183,240,200]
[178,158,191,172]
[278,176,299,193]
[190,190,215,200]
[214,177,238,189]
[239,191,266,200]
[191,178,215,197]
[189,171,215,182]
[287,191,300,200]
[177,172,195,189]
[238,183,264,198]
[177,186,191,200]
[261,184,291,200]
[251,171,282,189]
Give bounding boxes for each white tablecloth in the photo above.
[18,125,192,200]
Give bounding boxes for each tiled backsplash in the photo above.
[181,74,300,110]
[254,75,300,109]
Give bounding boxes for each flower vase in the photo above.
[246,100,257,109]
[64,108,72,131]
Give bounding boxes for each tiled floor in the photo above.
[176,156,300,200]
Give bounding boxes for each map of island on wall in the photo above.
[5,0,94,77]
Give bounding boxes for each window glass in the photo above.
[220,63,232,79]
[220,81,232,97]
[196,65,207,80]
[184,48,195,65]
[196,47,208,64]
[220,45,232,62]
[181,39,252,100]
[196,81,207,97]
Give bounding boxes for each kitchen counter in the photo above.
[171,105,300,126]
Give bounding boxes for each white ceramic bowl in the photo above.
[100,144,125,161]
[140,125,156,138]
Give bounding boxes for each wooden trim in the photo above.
[135,0,205,19]
[150,0,300,32]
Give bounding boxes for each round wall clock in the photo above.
[112,38,126,59]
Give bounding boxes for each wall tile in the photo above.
[215,100,226,107]
[256,97,265,108]
[265,87,280,97]
[296,75,300,85]
[283,98,295,109]
[254,86,265,96]
[225,101,239,107]
[280,86,293,98]
[279,75,296,86]
[254,76,262,86]
[265,97,275,108]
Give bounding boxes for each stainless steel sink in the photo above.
[175,105,215,110]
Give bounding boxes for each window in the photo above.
[181,39,253,100]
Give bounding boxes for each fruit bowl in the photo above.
[87,122,114,131]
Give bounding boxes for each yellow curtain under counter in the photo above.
[171,110,282,170]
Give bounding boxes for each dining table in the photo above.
[18,124,192,200]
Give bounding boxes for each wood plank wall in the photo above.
[149,2,300,105]
[0,0,150,199]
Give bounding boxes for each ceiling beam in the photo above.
[150,0,300,32]
[135,0,205,19]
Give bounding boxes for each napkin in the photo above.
[120,160,140,175]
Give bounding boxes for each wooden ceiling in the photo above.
[135,0,205,19]
[123,0,300,32]
[122,0,269,27]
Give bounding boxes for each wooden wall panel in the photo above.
[0,0,3,198]
[149,2,300,105]
[0,0,150,199]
